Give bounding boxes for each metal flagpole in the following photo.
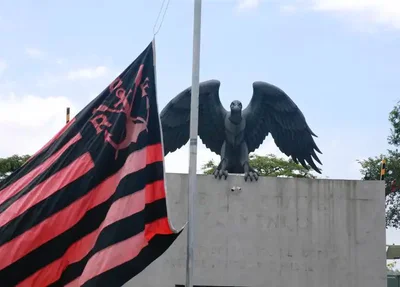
[186,0,202,286]
[66,107,70,124]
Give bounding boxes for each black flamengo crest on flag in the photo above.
[0,42,180,287]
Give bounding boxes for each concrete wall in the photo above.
[125,173,387,287]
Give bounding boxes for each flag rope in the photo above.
[153,0,171,36]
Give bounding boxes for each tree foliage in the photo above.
[0,154,30,182]
[202,154,318,179]
[388,103,400,146]
[358,100,400,229]
[358,151,400,228]
[357,152,400,196]
[387,261,400,275]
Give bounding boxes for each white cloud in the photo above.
[312,0,397,12]
[0,80,16,94]
[281,4,297,14]
[25,48,44,59]
[0,93,75,157]
[164,135,288,175]
[36,66,111,88]
[67,66,108,80]
[0,60,6,76]
[236,0,261,11]
[310,0,400,29]
[56,58,66,65]
[0,94,71,127]
[234,0,400,30]
[163,133,364,180]
[36,72,64,88]
[164,141,218,174]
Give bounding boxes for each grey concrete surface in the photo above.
[125,173,387,287]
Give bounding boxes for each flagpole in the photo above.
[186,0,202,286]
[66,107,70,124]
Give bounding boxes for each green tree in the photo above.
[388,103,400,146]
[357,151,400,228]
[0,154,30,182]
[387,261,400,275]
[357,152,400,196]
[202,153,318,178]
[358,101,400,229]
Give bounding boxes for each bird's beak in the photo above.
[231,106,241,112]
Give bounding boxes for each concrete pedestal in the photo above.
[125,174,386,287]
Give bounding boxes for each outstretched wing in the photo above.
[160,80,227,156]
[243,81,322,173]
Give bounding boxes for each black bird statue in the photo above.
[160,80,322,181]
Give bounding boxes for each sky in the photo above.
[0,0,400,253]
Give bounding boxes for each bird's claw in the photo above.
[243,162,259,182]
[244,170,258,182]
[213,169,228,180]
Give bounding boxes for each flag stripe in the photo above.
[1,100,160,192]
[145,179,167,204]
[0,168,98,246]
[144,211,174,240]
[68,217,171,287]
[82,232,180,287]
[47,200,168,287]
[0,42,180,287]
[0,133,82,205]
[0,143,162,270]
[16,180,166,287]
[0,152,94,228]
[0,134,162,245]
[0,138,90,216]
[0,162,164,286]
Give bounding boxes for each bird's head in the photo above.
[230,100,242,114]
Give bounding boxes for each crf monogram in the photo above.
[90,64,150,159]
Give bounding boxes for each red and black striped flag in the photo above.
[0,42,180,287]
